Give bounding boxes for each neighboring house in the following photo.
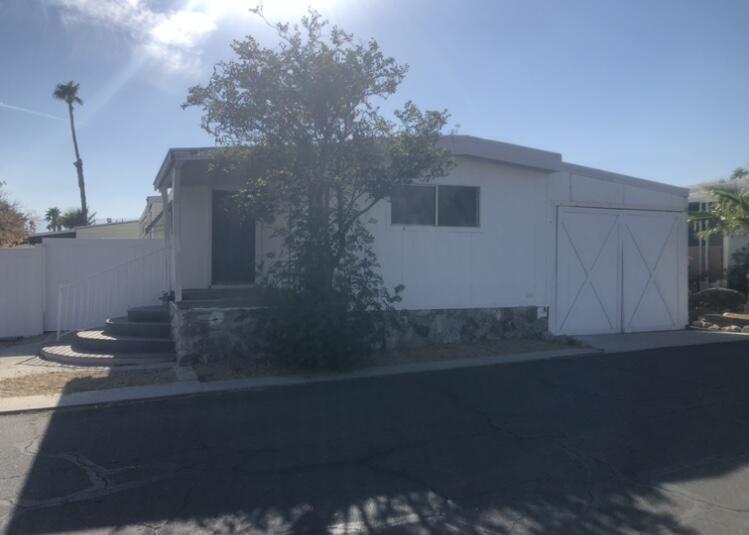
[27,229,76,244]
[75,220,140,239]
[27,220,140,243]
[688,180,749,289]
[139,195,164,239]
[154,135,689,337]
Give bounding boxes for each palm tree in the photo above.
[690,186,749,238]
[60,208,95,229]
[44,207,62,231]
[53,81,88,218]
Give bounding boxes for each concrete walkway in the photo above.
[577,329,749,353]
[0,334,67,380]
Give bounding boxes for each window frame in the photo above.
[389,184,481,230]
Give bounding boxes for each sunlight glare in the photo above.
[195,0,340,21]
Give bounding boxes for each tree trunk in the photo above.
[67,103,87,218]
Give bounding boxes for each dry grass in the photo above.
[0,367,176,398]
[195,338,578,383]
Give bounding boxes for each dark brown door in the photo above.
[212,190,255,284]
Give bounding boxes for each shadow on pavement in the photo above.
[6,340,749,533]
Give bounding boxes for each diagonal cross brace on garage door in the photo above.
[555,207,685,335]
[559,216,619,332]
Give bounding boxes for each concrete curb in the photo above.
[0,347,598,414]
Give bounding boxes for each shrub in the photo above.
[727,246,749,296]
[690,287,746,320]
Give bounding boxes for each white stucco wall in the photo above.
[177,183,212,288]
[176,181,280,289]
[173,155,688,321]
[368,158,550,309]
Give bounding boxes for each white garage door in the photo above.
[555,206,685,335]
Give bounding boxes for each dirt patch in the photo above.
[195,338,579,382]
[0,367,176,398]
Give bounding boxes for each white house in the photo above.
[139,195,164,239]
[154,135,689,337]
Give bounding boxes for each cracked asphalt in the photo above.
[2,341,749,534]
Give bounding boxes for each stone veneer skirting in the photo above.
[171,303,549,364]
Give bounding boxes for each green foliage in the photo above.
[52,81,83,106]
[727,246,749,296]
[45,207,62,232]
[690,185,749,238]
[185,9,453,370]
[0,181,30,247]
[730,167,749,181]
[60,208,95,229]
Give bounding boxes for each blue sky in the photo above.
[1,0,748,224]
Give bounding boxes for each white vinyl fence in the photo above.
[0,239,167,338]
[0,247,44,338]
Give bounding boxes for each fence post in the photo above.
[56,286,63,341]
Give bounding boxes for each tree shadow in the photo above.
[5,341,749,533]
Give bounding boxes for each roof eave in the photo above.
[437,135,563,172]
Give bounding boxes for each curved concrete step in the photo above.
[40,344,174,367]
[105,317,171,339]
[73,330,174,354]
[127,305,170,323]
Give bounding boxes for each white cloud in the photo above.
[48,0,234,73]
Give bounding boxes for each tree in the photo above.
[185,9,454,368]
[730,167,749,181]
[0,182,31,247]
[45,207,62,232]
[53,81,88,218]
[690,177,749,238]
[60,208,95,229]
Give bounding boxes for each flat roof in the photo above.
[74,219,138,231]
[153,135,687,196]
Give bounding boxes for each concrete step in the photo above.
[175,299,267,310]
[181,287,272,306]
[183,287,264,299]
[73,330,174,354]
[40,344,174,367]
[127,305,170,323]
[105,317,171,339]
[703,313,749,328]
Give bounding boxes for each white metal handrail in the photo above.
[56,246,169,340]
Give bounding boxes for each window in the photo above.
[438,186,479,227]
[391,185,480,227]
[391,185,436,225]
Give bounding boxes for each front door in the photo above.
[211,190,255,284]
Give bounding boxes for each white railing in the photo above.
[56,247,169,340]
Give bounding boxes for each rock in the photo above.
[708,324,721,331]
[742,326,749,334]
[721,325,742,332]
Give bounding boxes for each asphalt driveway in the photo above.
[3,341,749,534]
